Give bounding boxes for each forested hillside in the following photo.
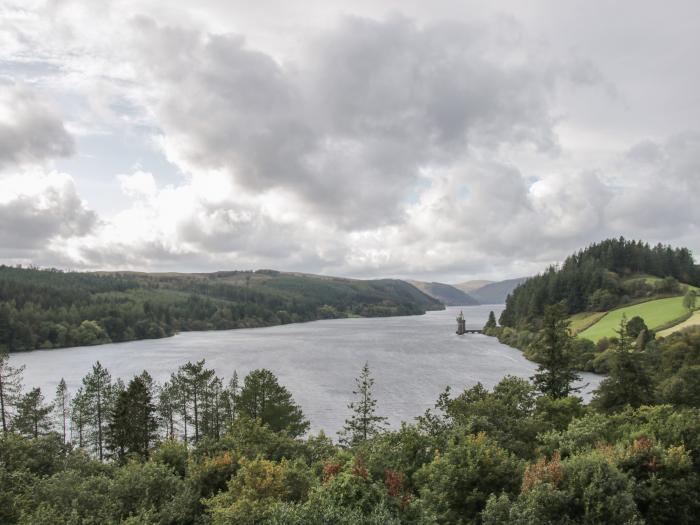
[500,238,700,329]
[0,266,442,352]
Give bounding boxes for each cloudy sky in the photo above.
[1,0,699,282]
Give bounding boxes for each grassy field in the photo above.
[657,311,700,337]
[578,295,691,341]
[569,311,607,334]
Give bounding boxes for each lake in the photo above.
[11,305,601,436]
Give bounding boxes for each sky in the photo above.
[1,0,699,282]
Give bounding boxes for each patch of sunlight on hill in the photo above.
[569,312,607,334]
[578,296,690,341]
[657,311,700,337]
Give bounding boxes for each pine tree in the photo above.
[54,378,70,444]
[175,360,216,444]
[222,371,239,429]
[82,361,114,460]
[338,362,387,447]
[107,371,157,461]
[237,368,309,437]
[484,311,498,331]
[592,316,654,412]
[157,379,178,440]
[0,350,24,433]
[13,387,52,438]
[71,386,88,447]
[531,303,581,399]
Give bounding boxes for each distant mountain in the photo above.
[456,277,528,304]
[407,280,479,306]
[454,280,494,293]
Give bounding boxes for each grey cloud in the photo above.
[0,82,74,169]
[134,15,594,230]
[0,179,97,253]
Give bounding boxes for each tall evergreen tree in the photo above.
[0,350,24,433]
[54,379,70,444]
[175,360,215,444]
[171,372,189,443]
[107,371,157,461]
[530,303,581,399]
[593,316,654,412]
[221,371,239,429]
[71,386,90,448]
[70,386,88,448]
[338,362,387,447]
[13,387,52,438]
[237,368,309,437]
[484,311,498,331]
[157,379,178,440]
[82,361,114,460]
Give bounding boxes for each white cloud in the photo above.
[117,170,158,199]
[0,2,699,281]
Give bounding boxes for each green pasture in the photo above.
[578,295,690,341]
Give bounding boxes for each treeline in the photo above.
[2,317,700,523]
[500,238,700,329]
[0,266,441,352]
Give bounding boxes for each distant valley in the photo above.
[409,277,527,306]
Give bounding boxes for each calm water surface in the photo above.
[11,306,601,436]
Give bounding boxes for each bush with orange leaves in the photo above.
[521,451,563,492]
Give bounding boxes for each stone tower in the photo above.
[456,310,466,335]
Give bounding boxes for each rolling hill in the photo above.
[453,280,494,293]
[0,266,443,352]
[407,280,479,306]
[460,277,528,304]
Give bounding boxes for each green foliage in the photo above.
[626,315,648,339]
[485,451,643,524]
[683,289,697,311]
[592,318,654,413]
[107,372,158,461]
[12,387,52,438]
[657,365,700,407]
[483,310,497,331]
[339,363,387,447]
[442,376,540,458]
[530,303,582,399]
[415,432,524,524]
[237,369,309,438]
